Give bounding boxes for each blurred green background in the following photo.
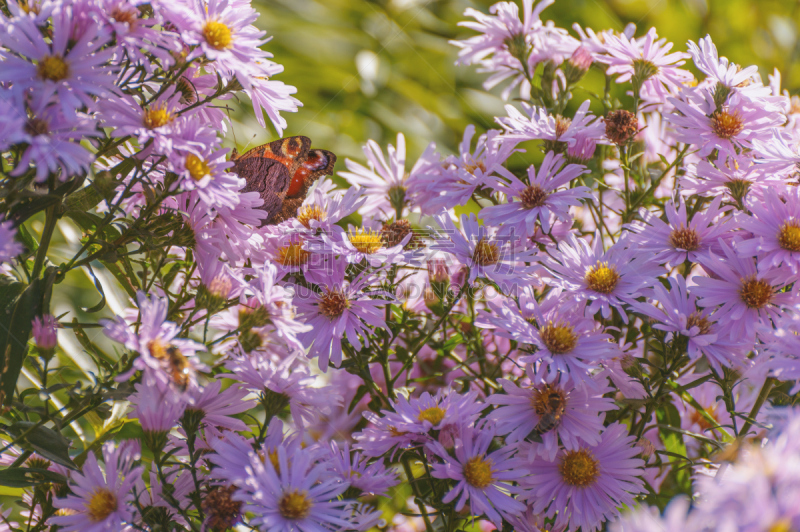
[240,0,800,165]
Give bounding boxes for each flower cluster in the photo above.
[3,0,800,531]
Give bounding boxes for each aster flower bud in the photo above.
[564,46,593,84]
[635,438,656,460]
[197,274,233,313]
[620,354,642,379]
[32,314,58,352]
[424,287,444,316]
[605,110,639,145]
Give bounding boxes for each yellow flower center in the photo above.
[185,154,211,181]
[768,519,792,532]
[464,159,487,174]
[417,406,445,426]
[539,321,578,354]
[559,449,599,487]
[278,490,312,520]
[143,104,173,129]
[668,226,700,251]
[318,288,350,318]
[686,311,712,335]
[277,243,310,267]
[554,115,572,139]
[473,238,500,266]
[710,109,744,139]
[203,20,233,50]
[86,488,117,522]
[463,456,493,488]
[739,276,773,309]
[348,229,383,254]
[37,55,69,82]
[520,184,548,209]
[778,221,800,252]
[295,205,327,228]
[585,261,620,294]
[202,485,242,532]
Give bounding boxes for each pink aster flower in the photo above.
[631,275,750,372]
[496,100,605,151]
[293,257,389,370]
[625,196,733,266]
[596,27,692,104]
[546,233,663,322]
[522,422,646,532]
[693,241,798,343]
[487,365,614,460]
[243,64,301,135]
[737,186,800,278]
[339,133,419,220]
[751,129,800,175]
[0,9,115,114]
[406,126,518,215]
[101,291,207,398]
[481,151,590,235]
[428,424,527,528]
[321,225,414,268]
[667,88,784,158]
[239,444,353,532]
[51,441,143,532]
[288,180,367,232]
[431,213,540,289]
[182,378,254,437]
[130,383,186,435]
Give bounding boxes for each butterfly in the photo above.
[232,136,336,226]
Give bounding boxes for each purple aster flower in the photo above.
[169,0,270,84]
[0,9,115,114]
[596,27,692,104]
[101,291,207,398]
[610,498,700,532]
[130,383,186,436]
[243,63,301,135]
[7,95,98,182]
[682,154,782,203]
[321,225,413,268]
[294,257,389,371]
[497,100,605,152]
[339,133,420,220]
[625,196,733,266]
[451,0,555,100]
[693,241,798,342]
[687,36,775,103]
[182,379,254,437]
[428,424,527,528]
[288,180,367,232]
[208,420,287,488]
[737,186,800,278]
[546,233,662,322]
[227,355,338,431]
[483,288,620,387]
[521,422,646,532]
[99,88,189,155]
[631,275,750,372]
[667,88,784,158]
[751,129,800,175]
[406,126,519,215]
[0,215,22,264]
[239,444,353,532]
[51,441,143,532]
[487,365,614,460]
[430,213,540,289]
[323,441,399,496]
[355,388,485,458]
[481,151,590,235]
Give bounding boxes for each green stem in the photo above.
[738,377,774,438]
[31,205,58,280]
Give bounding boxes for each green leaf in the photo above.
[0,278,43,406]
[0,467,68,488]
[7,421,77,470]
[656,401,691,493]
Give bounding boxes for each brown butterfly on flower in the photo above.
[231,136,336,226]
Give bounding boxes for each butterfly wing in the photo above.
[273,149,338,224]
[233,136,312,225]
